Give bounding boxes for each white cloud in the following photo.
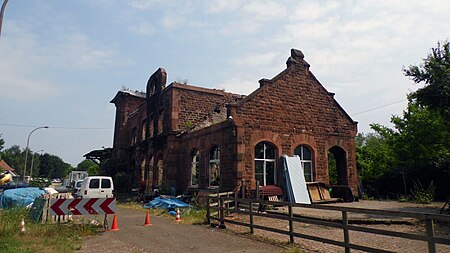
[0,18,130,101]
[129,0,166,10]
[129,22,156,36]
[217,78,258,95]
[205,0,243,13]
[289,1,341,21]
[232,52,280,68]
[242,1,287,21]
[0,22,61,101]
[54,33,120,69]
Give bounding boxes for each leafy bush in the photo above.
[29,178,51,188]
[411,180,435,204]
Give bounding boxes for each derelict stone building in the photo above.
[110,49,359,198]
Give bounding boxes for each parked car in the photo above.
[79,176,114,198]
[72,179,84,198]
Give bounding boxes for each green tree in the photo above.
[356,132,397,185]
[0,133,4,151]
[371,98,449,199]
[39,154,72,179]
[0,134,4,159]
[2,145,25,175]
[404,41,450,116]
[77,159,99,176]
[29,153,41,178]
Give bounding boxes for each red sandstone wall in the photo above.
[231,63,358,194]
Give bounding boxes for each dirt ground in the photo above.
[79,207,286,253]
[79,200,450,253]
[223,200,450,252]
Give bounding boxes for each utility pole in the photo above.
[0,0,9,37]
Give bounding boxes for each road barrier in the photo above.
[207,196,450,253]
[49,197,116,215]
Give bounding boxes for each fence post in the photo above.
[288,205,294,243]
[342,211,350,253]
[249,198,254,234]
[241,179,246,199]
[234,191,238,211]
[426,218,436,253]
[256,180,260,200]
[219,198,226,229]
[206,196,211,225]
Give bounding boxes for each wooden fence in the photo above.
[207,196,450,253]
[206,191,235,220]
[31,193,72,223]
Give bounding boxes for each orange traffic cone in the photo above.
[175,208,181,222]
[144,211,152,226]
[20,218,26,233]
[110,215,119,231]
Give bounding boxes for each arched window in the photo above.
[191,149,200,187]
[141,120,146,140]
[254,142,277,186]
[294,145,313,182]
[209,146,220,187]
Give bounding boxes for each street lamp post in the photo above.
[0,0,9,37]
[23,126,48,182]
[30,149,44,180]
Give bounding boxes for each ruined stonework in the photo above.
[110,49,359,198]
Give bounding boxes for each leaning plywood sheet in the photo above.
[307,183,322,202]
[282,155,311,204]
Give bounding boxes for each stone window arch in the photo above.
[209,145,220,187]
[254,142,277,186]
[294,145,314,182]
[191,149,200,187]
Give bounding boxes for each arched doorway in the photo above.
[328,146,348,186]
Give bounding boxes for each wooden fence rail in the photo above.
[207,196,450,253]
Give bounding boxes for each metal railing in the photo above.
[206,196,450,253]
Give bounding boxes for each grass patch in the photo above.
[0,207,101,253]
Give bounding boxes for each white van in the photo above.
[80,176,114,198]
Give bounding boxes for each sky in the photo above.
[0,0,449,167]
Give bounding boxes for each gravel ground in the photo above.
[79,207,286,253]
[80,200,450,253]
[223,200,450,253]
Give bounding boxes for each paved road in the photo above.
[80,207,285,253]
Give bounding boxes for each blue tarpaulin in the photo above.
[144,196,190,210]
[0,187,47,209]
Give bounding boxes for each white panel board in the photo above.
[283,155,311,204]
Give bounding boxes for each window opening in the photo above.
[254,142,277,186]
[191,149,200,186]
[209,146,220,187]
[294,145,313,182]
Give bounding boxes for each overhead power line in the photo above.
[0,123,112,130]
[351,99,407,116]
